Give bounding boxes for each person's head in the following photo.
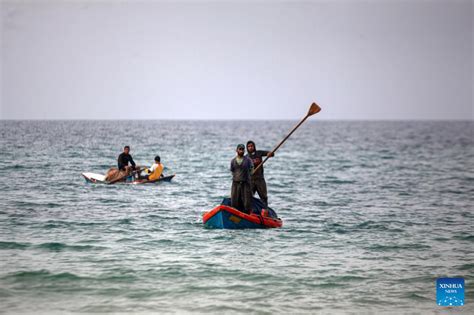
[236,144,245,157]
[154,155,161,163]
[246,140,256,153]
[124,146,130,154]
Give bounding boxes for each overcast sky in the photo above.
[0,0,472,120]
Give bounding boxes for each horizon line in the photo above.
[0,118,473,122]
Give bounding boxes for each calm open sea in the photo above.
[0,120,473,313]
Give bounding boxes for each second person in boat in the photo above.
[246,140,274,207]
[141,155,164,181]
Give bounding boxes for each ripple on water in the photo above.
[35,242,107,252]
[0,241,30,250]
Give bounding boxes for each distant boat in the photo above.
[203,198,282,229]
[82,172,175,185]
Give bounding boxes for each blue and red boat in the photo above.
[203,198,282,229]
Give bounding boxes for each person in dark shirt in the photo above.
[118,145,136,172]
[230,144,254,214]
[104,145,137,182]
[246,140,274,207]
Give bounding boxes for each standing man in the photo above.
[230,144,254,214]
[118,145,137,173]
[246,140,274,207]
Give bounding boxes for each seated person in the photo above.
[142,155,164,181]
[118,145,137,173]
[106,145,138,182]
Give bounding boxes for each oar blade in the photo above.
[307,102,321,116]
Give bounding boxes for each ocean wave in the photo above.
[2,269,139,285]
[117,218,133,225]
[457,263,474,271]
[0,241,30,250]
[35,242,106,252]
[319,179,357,185]
[2,270,84,282]
[366,243,431,252]
[403,292,431,301]
[323,221,404,234]
[453,234,474,242]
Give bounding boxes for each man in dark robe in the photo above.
[230,144,254,214]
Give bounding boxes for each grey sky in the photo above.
[1,0,472,120]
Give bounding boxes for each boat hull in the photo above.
[82,172,175,184]
[203,199,282,229]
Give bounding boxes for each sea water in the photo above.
[0,120,472,313]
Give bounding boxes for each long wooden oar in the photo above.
[252,102,321,174]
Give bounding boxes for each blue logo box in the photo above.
[437,278,465,306]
